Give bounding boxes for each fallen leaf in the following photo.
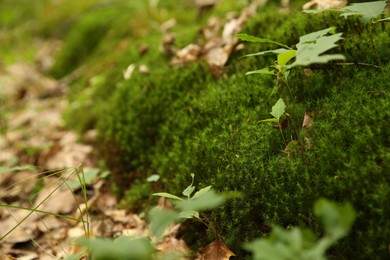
[200,238,235,260]
[302,112,312,130]
[139,65,150,74]
[303,0,347,10]
[123,64,136,80]
[160,18,177,32]
[172,44,202,65]
[34,178,78,215]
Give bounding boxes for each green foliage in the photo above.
[236,27,345,80]
[261,98,286,123]
[245,199,356,260]
[304,1,388,23]
[153,174,225,220]
[58,0,390,258]
[75,236,155,260]
[71,181,225,259]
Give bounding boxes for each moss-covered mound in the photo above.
[39,0,389,258]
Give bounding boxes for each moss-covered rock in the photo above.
[55,0,390,258]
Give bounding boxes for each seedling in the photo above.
[236,27,345,94]
[303,1,388,64]
[261,98,287,143]
[244,199,356,260]
[153,173,223,220]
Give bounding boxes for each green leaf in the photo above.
[260,118,278,123]
[236,34,291,49]
[270,98,286,122]
[176,189,225,212]
[314,199,356,240]
[76,236,154,260]
[179,210,200,219]
[152,192,183,201]
[373,17,390,23]
[67,168,100,189]
[149,208,180,238]
[277,50,296,66]
[0,165,35,174]
[241,48,290,58]
[292,28,345,67]
[246,67,276,76]
[303,1,386,23]
[192,185,212,199]
[182,173,195,198]
[147,174,160,182]
[340,1,387,23]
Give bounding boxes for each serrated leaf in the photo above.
[292,29,345,67]
[340,1,387,23]
[235,33,291,49]
[314,199,356,240]
[270,98,286,122]
[246,68,276,76]
[192,185,212,200]
[153,192,183,201]
[277,50,296,66]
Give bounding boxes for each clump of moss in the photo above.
[97,3,389,257]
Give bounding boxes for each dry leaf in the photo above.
[172,44,202,65]
[34,178,78,215]
[123,64,136,80]
[0,208,39,243]
[139,65,150,74]
[160,18,177,32]
[302,112,312,130]
[303,0,346,10]
[200,239,235,260]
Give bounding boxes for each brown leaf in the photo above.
[201,239,235,260]
[171,44,202,65]
[302,0,346,10]
[302,112,312,131]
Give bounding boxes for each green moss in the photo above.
[49,0,390,258]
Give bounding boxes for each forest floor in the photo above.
[1,0,389,259]
[0,51,153,259]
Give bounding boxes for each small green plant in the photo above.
[244,199,356,260]
[304,1,388,23]
[236,27,345,92]
[261,98,287,142]
[70,174,226,259]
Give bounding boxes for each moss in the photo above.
[53,0,390,258]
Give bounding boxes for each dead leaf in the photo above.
[34,178,78,215]
[172,44,202,65]
[302,0,346,10]
[302,112,312,130]
[139,65,150,74]
[200,239,235,260]
[160,18,177,32]
[123,64,136,80]
[0,208,39,243]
